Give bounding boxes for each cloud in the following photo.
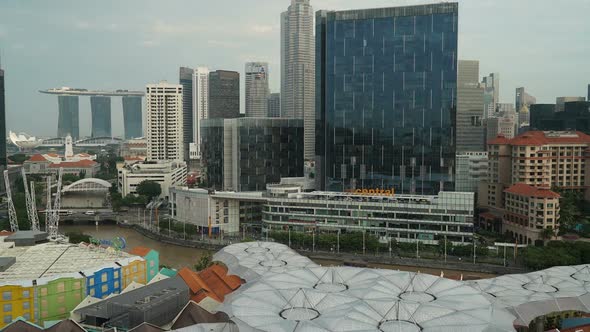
[207,40,242,48]
[151,20,204,34]
[249,24,274,34]
[140,40,159,48]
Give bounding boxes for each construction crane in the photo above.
[48,168,63,239]
[45,176,51,232]
[3,170,19,232]
[21,169,40,231]
[29,182,40,231]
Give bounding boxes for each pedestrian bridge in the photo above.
[62,178,112,193]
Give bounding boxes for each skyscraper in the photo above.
[267,93,281,117]
[57,95,80,139]
[587,84,590,101]
[0,66,6,170]
[191,67,209,160]
[316,3,458,194]
[122,96,143,139]
[146,82,183,161]
[456,60,485,152]
[179,67,194,161]
[90,96,112,137]
[515,87,536,112]
[281,0,315,160]
[482,73,499,118]
[245,62,269,118]
[209,70,239,119]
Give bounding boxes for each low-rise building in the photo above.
[171,184,476,245]
[118,160,187,199]
[24,154,99,178]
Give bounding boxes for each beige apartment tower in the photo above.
[146,82,184,161]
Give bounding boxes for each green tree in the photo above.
[8,154,28,164]
[62,174,80,183]
[136,181,162,200]
[194,254,213,271]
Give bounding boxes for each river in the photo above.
[61,224,496,279]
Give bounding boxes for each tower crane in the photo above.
[3,170,19,232]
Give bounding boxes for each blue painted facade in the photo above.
[84,266,122,299]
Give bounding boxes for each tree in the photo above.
[8,154,28,164]
[194,254,213,271]
[62,174,80,183]
[136,181,161,200]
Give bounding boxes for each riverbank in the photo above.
[119,223,525,277]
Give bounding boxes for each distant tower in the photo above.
[281,0,315,160]
[146,82,184,161]
[191,67,209,160]
[245,62,269,117]
[122,96,143,139]
[64,134,74,160]
[57,95,80,139]
[482,73,499,119]
[90,96,112,137]
[209,70,240,119]
[179,67,194,161]
[268,93,281,118]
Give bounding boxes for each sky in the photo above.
[0,0,589,138]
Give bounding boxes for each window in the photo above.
[150,261,155,267]
[114,281,119,288]
[132,265,138,273]
[89,279,94,286]
[2,292,11,301]
[114,271,119,278]
[23,302,30,310]
[57,282,65,292]
[101,274,107,282]
[41,311,48,318]
[23,313,30,320]
[41,300,47,308]
[73,282,81,290]
[3,304,11,312]
[3,315,11,323]
[90,289,95,296]
[57,296,64,304]
[22,290,30,298]
[101,285,108,293]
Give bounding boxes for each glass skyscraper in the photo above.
[179,67,194,161]
[209,70,240,119]
[57,95,80,139]
[90,96,112,137]
[122,96,143,139]
[316,3,458,195]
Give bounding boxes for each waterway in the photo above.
[60,224,496,279]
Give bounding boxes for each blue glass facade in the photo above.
[57,95,80,139]
[90,96,112,138]
[122,96,143,139]
[316,3,458,195]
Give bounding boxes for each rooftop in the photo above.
[48,160,98,168]
[40,87,144,97]
[489,131,590,146]
[0,242,133,284]
[504,183,561,199]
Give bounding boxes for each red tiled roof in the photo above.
[178,265,243,303]
[504,183,560,198]
[28,154,49,162]
[487,134,511,145]
[501,131,590,146]
[129,246,152,256]
[48,160,97,168]
[46,153,60,158]
[124,156,145,161]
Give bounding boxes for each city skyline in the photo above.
[0,0,589,136]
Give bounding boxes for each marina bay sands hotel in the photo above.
[40,87,144,139]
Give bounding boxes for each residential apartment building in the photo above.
[190,67,209,160]
[145,82,183,161]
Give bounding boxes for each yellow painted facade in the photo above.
[121,259,146,289]
[0,284,35,328]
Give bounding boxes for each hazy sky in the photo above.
[1,0,589,137]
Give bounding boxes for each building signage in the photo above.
[345,188,395,197]
[89,237,127,251]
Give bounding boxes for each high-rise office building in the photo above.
[245,62,269,118]
[515,87,536,112]
[482,73,499,118]
[179,67,194,161]
[90,96,112,137]
[530,101,590,134]
[57,95,80,139]
[281,0,315,160]
[146,82,183,161]
[456,60,485,152]
[209,70,239,119]
[316,3,458,195]
[267,93,281,118]
[190,67,209,160]
[556,96,585,112]
[587,84,590,101]
[201,118,304,191]
[122,96,143,139]
[0,66,6,170]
